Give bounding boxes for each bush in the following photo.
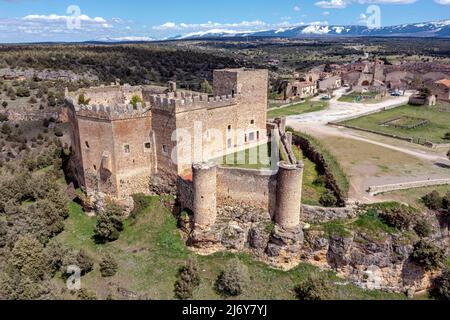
[422,191,443,210]
[294,273,336,300]
[443,192,450,211]
[77,288,97,300]
[411,240,446,271]
[444,132,450,140]
[130,193,152,219]
[16,86,31,98]
[1,123,11,135]
[430,270,450,300]
[54,128,64,137]
[1,101,7,108]
[0,113,8,122]
[94,203,124,243]
[413,218,433,238]
[215,259,250,297]
[375,202,417,231]
[174,260,201,300]
[76,249,94,276]
[319,190,338,207]
[99,254,118,277]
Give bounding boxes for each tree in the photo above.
[431,270,450,300]
[174,260,201,300]
[77,94,91,105]
[100,254,118,277]
[76,249,94,275]
[0,113,8,122]
[9,235,49,281]
[94,203,124,243]
[319,190,338,207]
[413,218,433,238]
[2,101,7,108]
[411,240,446,271]
[444,132,450,141]
[215,259,249,297]
[1,123,11,135]
[422,191,443,210]
[377,203,418,231]
[294,273,336,301]
[130,95,144,109]
[15,86,30,98]
[200,79,213,94]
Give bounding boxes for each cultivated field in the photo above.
[342,103,450,144]
[267,100,328,119]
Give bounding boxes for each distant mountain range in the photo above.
[167,20,450,40]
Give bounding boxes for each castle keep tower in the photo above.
[275,161,304,229]
[192,162,217,227]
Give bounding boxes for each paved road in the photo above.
[285,90,450,203]
[287,92,411,125]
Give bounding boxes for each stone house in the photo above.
[286,81,317,99]
[318,76,342,92]
[432,79,450,101]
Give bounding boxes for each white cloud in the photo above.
[293,5,301,11]
[23,14,107,24]
[152,20,268,31]
[323,11,331,15]
[315,0,417,9]
[434,0,450,5]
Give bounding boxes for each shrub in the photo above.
[374,202,418,231]
[444,132,450,140]
[54,128,64,137]
[130,193,152,219]
[1,123,11,135]
[15,86,30,97]
[94,203,124,243]
[1,101,7,108]
[99,254,118,277]
[413,218,433,238]
[0,113,8,122]
[77,94,91,105]
[174,260,201,300]
[430,270,450,300]
[77,288,97,300]
[443,192,450,211]
[76,249,94,276]
[28,96,37,104]
[130,95,144,109]
[294,273,336,300]
[215,259,250,297]
[411,240,446,271]
[422,191,443,210]
[319,190,338,207]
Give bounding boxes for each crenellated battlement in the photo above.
[149,91,238,113]
[75,102,151,120]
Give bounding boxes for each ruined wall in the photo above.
[111,116,154,199]
[216,167,277,215]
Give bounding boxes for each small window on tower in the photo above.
[144,142,151,152]
[227,125,232,132]
[162,144,169,155]
[249,132,255,141]
[250,119,255,125]
[85,141,90,149]
[124,144,130,154]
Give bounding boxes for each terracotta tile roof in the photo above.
[436,79,450,88]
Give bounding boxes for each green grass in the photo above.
[267,100,328,119]
[54,196,407,300]
[216,143,272,170]
[292,144,328,206]
[342,103,450,144]
[321,220,352,238]
[338,91,381,104]
[289,130,350,200]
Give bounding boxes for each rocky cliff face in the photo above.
[181,204,449,295]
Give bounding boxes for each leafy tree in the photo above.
[0,113,8,122]
[200,79,213,94]
[422,191,443,210]
[411,240,446,271]
[2,101,7,108]
[100,254,118,277]
[174,260,201,300]
[94,203,124,243]
[130,95,144,109]
[15,86,30,98]
[444,132,450,141]
[413,218,433,238]
[377,203,417,231]
[77,93,91,105]
[215,259,250,297]
[76,249,94,275]
[1,123,11,135]
[294,273,336,300]
[431,270,450,300]
[319,190,338,207]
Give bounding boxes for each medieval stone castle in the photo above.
[66,68,305,256]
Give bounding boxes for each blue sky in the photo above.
[0,0,449,42]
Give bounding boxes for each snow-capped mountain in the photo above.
[175,20,450,39]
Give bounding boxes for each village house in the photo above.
[318,75,342,92]
[285,81,317,99]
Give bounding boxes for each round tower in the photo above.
[192,162,217,227]
[275,161,304,229]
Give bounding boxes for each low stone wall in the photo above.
[302,205,356,223]
[369,179,450,195]
[217,166,277,215]
[330,123,414,143]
